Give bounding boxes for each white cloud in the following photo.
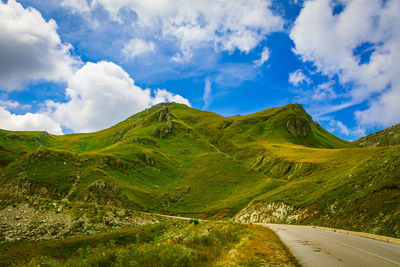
[122,38,155,59]
[355,88,400,127]
[65,0,283,61]
[0,0,80,90]
[0,106,63,134]
[326,118,365,139]
[152,88,191,107]
[312,81,336,100]
[330,119,350,136]
[46,61,189,133]
[289,69,309,86]
[61,0,99,28]
[254,47,270,66]
[310,99,359,119]
[0,99,30,110]
[61,0,91,13]
[202,79,212,109]
[0,61,190,134]
[290,0,400,127]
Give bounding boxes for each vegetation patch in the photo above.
[2,220,297,267]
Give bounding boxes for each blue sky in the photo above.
[0,0,399,140]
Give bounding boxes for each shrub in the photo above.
[189,219,199,225]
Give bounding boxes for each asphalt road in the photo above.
[266,224,400,267]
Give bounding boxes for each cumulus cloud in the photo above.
[254,47,270,67]
[64,0,283,61]
[0,61,189,134]
[290,0,400,127]
[0,106,63,134]
[289,69,309,86]
[202,79,212,109]
[122,38,155,59]
[46,61,189,133]
[0,0,80,90]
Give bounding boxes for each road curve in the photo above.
[266,224,400,267]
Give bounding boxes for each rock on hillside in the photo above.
[78,180,132,208]
[356,123,400,147]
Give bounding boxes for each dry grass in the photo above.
[216,224,299,266]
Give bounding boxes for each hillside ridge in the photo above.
[356,123,400,147]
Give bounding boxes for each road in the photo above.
[151,214,400,266]
[266,224,400,267]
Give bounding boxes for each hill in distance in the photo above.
[356,123,400,147]
[0,102,399,239]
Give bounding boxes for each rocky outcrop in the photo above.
[1,148,77,198]
[152,121,173,138]
[285,117,311,137]
[159,107,171,122]
[356,123,400,147]
[0,176,65,199]
[78,154,129,172]
[153,107,173,138]
[234,201,312,224]
[28,131,49,142]
[4,134,24,140]
[78,180,130,208]
[1,131,48,142]
[102,155,126,170]
[137,152,155,166]
[132,137,160,147]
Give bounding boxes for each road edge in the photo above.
[150,214,400,246]
[312,226,400,245]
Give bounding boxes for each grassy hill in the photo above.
[0,102,399,239]
[355,123,400,147]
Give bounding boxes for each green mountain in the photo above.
[1,102,399,238]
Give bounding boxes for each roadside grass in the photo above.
[1,224,164,266]
[1,220,297,267]
[216,224,299,266]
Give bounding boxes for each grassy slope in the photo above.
[237,146,400,235]
[355,122,400,147]
[0,104,273,217]
[0,103,399,237]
